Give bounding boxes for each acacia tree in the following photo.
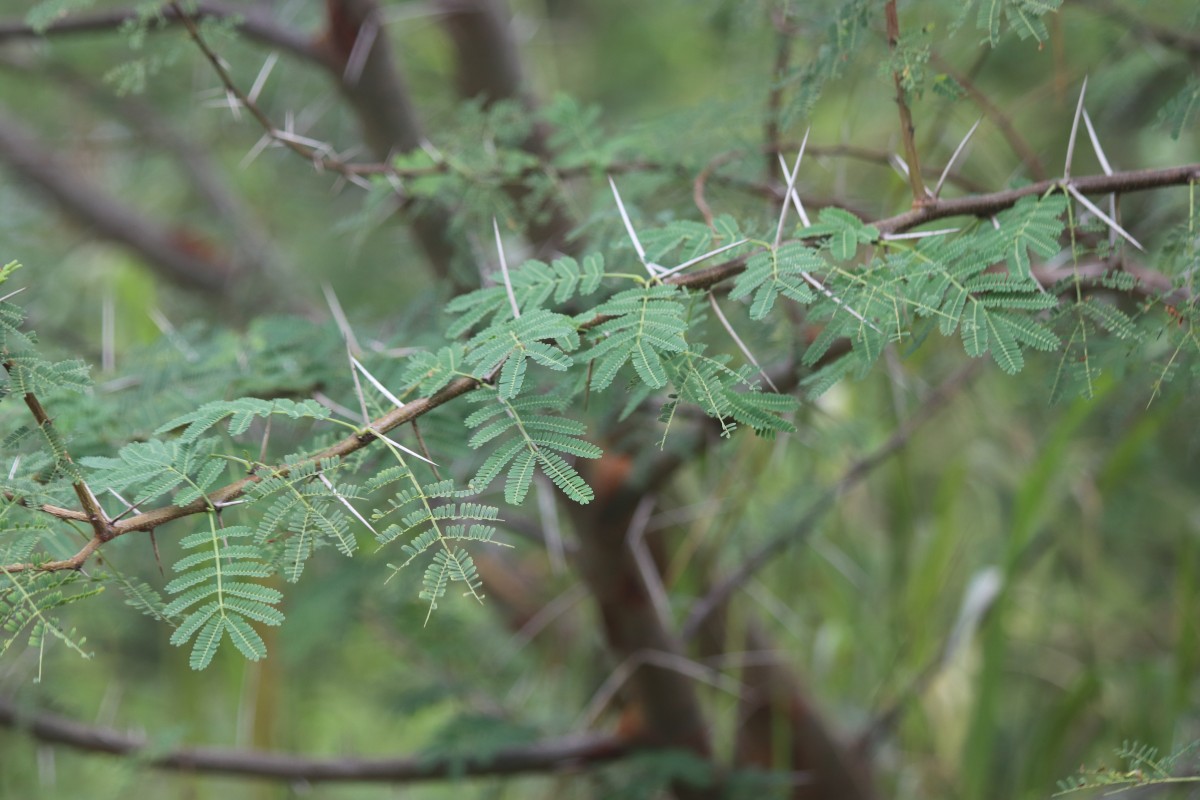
[0,1,1198,798]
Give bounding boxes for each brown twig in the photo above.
[693,151,737,229]
[3,367,109,540]
[872,163,1200,234]
[762,12,793,180]
[885,0,927,206]
[0,695,634,783]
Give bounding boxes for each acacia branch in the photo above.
[3,163,1195,573]
[0,696,633,783]
[872,163,1200,234]
[675,162,1200,292]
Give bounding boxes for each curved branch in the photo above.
[0,696,632,783]
[0,2,323,64]
[4,378,109,537]
[931,52,1046,180]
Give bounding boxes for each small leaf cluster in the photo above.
[165,520,282,670]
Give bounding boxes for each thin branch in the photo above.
[0,696,634,783]
[2,369,110,541]
[693,151,736,228]
[885,0,927,205]
[870,163,1200,236]
[0,2,322,63]
[169,3,338,171]
[1075,0,1200,58]
[681,361,982,641]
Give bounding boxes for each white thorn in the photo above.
[1064,75,1089,180]
[493,217,521,319]
[656,239,748,279]
[1065,182,1144,252]
[935,117,982,198]
[774,128,809,249]
[777,153,812,228]
[350,355,406,410]
[608,175,650,272]
[247,52,279,103]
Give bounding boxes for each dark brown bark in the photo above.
[566,470,720,800]
[320,0,463,286]
[0,109,235,299]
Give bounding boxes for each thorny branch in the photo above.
[885,0,928,205]
[2,161,1195,574]
[669,162,1200,293]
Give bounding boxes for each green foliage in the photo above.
[581,285,690,390]
[1056,740,1200,796]
[960,0,1064,46]
[783,0,873,124]
[164,520,282,670]
[465,309,579,400]
[401,345,466,396]
[24,0,95,33]
[248,458,359,581]
[1158,76,1200,140]
[446,254,604,336]
[4,5,1200,799]
[662,348,799,439]
[80,438,223,506]
[0,567,100,668]
[731,242,823,320]
[466,390,601,505]
[156,397,331,443]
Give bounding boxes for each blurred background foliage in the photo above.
[0,0,1198,798]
